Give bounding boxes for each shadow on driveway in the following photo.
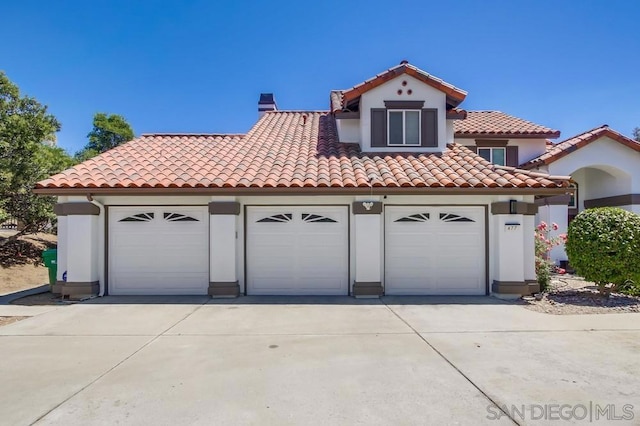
[80,294,512,306]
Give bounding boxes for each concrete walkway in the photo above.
[0,296,638,425]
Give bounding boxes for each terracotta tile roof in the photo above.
[35,112,568,193]
[446,108,467,120]
[454,111,561,138]
[330,90,344,113]
[336,62,467,110]
[521,125,640,169]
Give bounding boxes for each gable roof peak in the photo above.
[520,125,640,169]
[338,62,467,110]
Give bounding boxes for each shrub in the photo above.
[566,207,640,296]
[535,222,566,291]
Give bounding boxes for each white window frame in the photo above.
[387,109,421,146]
[477,147,506,166]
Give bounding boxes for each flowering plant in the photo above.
[534,221,567,291]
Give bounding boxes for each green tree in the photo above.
[0,71,70,237]
[86,112,134,153]
[633,127,640,142]
[73,147,100,163]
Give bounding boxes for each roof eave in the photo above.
[33,186,570,197]
[455,132,561,139]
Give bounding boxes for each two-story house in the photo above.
[36,61,579,299]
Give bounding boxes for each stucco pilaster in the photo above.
[209,201,239,297]
[353,200,383,297]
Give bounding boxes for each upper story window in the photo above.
[388,110,421,145]
[473,140,518,167]
[371,101,438,148]
[478,147,505,166]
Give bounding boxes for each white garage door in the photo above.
[109,206,209,295]
[246,206,349,295]
[385,206,486,295]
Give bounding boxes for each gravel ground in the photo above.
[522,274,640,315]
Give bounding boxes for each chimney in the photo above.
[258,93,277,118]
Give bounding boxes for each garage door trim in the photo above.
[383,204,489,295]
[244,204,351,296]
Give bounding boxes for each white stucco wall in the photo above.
[65,214,100,283]
[493,214,524,282]
[510,139,548,165]
[584,168,631,201]
[548,137,640,196]
[446,120,455,145]
[336,119,361,144]
[353,195,383,284]
[523,215,536,282]
[360,75,449,152]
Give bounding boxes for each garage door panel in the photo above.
[296,259,347,276]
[111,276,209,294]
[385,206,486,295]
[109,207,209,295]
[247,206,348,295]
[436,278,482,290]
[435,232,478,244]
[250,282,297,294]
[250,260,295,275]
[297,247,346,260]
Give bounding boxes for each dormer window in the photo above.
[473,140,519,167]
[478,147,505,166]
[388,110,421,145]
[371,101,438,148]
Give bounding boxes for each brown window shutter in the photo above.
[506,146,519,167]
[421,109,438,147]
[467,146,477,153]
[370,108,387,147]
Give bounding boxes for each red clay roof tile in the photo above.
[454,111,560,138]
[35,112,568,193]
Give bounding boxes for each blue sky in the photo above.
[2,1,639,153]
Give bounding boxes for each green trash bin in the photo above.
[41,249,58,286]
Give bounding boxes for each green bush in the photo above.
[566,207,640,296]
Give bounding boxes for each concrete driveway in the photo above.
[0,296,638,425]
